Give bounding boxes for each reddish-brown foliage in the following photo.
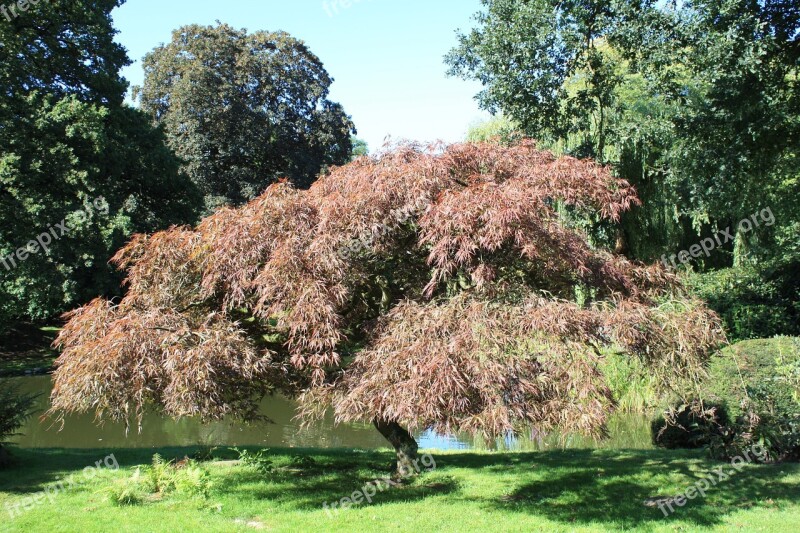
[50,140,725,440]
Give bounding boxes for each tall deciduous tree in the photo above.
[135,23,356,212]
[50,142,725,474]
[0,0,200,326]
[634,0,800,257]
[0,0,129,106]
[446,0,800,265]
[446,0,619,157]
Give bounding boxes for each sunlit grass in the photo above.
[1,446,798,532]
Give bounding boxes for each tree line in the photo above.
[447,0,799,340]
[0,1,356,330]
[1,0,797,341]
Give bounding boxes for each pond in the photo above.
[6,376,654,451]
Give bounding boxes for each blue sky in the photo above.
[112,0,490,152]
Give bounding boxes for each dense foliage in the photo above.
[654,338,800,461]
[688,260,800,342]
[651,402,729,451]
[446,0,800,267]
[0,0,199,327]
[707,337,800,461]
[135,23,356,212]
[49,141,726,472]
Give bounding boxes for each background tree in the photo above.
[627,0,800,260]
[466,115,523,144]
[351,137,369,159]
[446,0,619,157]
[0,0,129,106]
[135,23,357,212]
[49,141,725,474]
[446,0,799,265]
[0,0,200,328]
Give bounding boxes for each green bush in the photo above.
[688,261,800,342]
[707,338,800,417]
[289,454,317,469]
[654,338,800,461]
[0,382,37,466]
[173,462,213,498]
[651,403,730,449]
[106,478,146,506]
[705,337,800,461]
[107,453,214,504]
[232,447,274,475]
[146,453,177,494]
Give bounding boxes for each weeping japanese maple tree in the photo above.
[49,140,725,473]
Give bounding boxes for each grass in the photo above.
[0,446,798,532]
[600,352,662,414]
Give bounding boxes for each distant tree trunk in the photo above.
[614,226,628,256]
[0,445,11,467]
[373,419,419,477]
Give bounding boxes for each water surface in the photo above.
[7,376,653,451]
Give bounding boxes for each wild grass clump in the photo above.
[600,351,662,414]
[232,447,274,474]
[105,453,213,506]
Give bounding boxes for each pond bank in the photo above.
[6,375,654,452]
[0,324,58,377]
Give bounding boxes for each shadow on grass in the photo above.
[468,449,799,528]
[0,447,211,495]
[1,446,797,528]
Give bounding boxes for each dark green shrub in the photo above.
[707,338,799,418]
[652,338,800,461]
[651,402,730,449]
[0,382,37,466]
[688,261,800,342]
[705,337,800,461]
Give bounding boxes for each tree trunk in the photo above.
[373,419,419,478]
[0,445,12,468]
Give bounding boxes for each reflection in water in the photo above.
[7,376,653,451]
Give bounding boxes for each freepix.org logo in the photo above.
[1,0,41,23]
[0,197,110,272]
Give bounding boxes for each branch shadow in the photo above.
[462,449,799,528]
[1,445,797,529]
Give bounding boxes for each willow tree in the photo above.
[49,141,725,474]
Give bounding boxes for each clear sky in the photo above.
[112,0,490,152]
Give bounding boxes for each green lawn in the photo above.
[1,446,798,532]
